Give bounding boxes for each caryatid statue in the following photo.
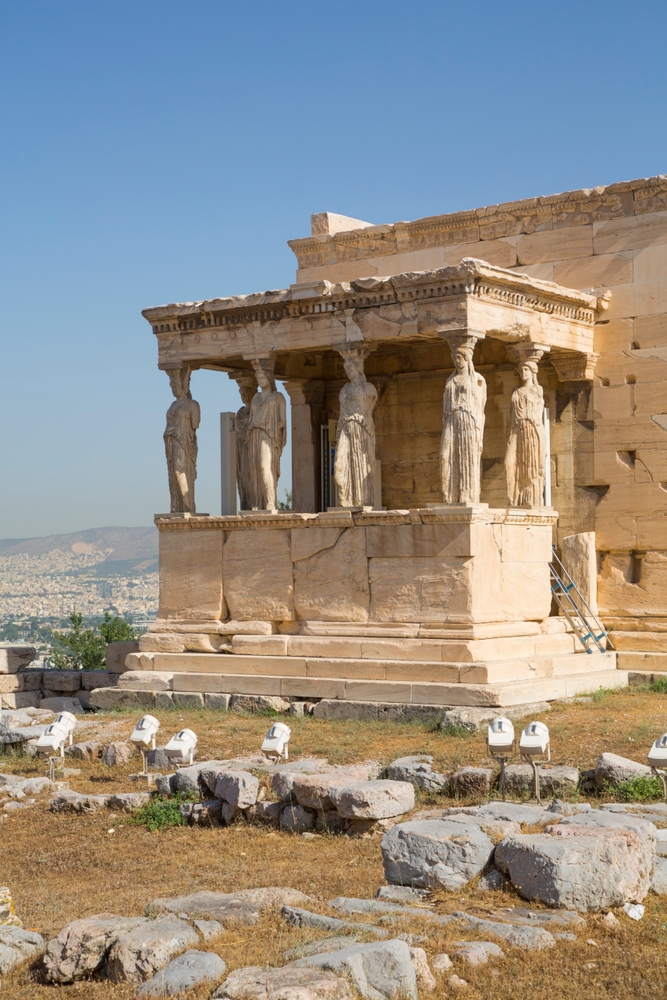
[247,359,287,511]
[505,349,547,507]
[164,365,200,514]
[440,336,487,504]
[232,374,258,511]
[334,344,378,508]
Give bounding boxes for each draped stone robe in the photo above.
[505,382,546,506]
[440,369,486,504]
[236,401,254,510]
[247,388,287,510]
[334,379,378,508]
[164,394,200,513]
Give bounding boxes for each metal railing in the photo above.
[549,546,613,654]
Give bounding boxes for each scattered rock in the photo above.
[376,886,429,904]
[106,916,199,982]
[149,888,311,926]
[282,906,387,939]
[0,926,44,974]
[40,697,83,713]
[181,800,223,826]
[0,888,21,928]
[210,771,259,809]
[66,741,101,761]
[385,756,448,792]
[20,777,54,795]
[495,826,650,912]
[503,765,579,797]
[193,919,223,940]
[594,753,652,788]
[316,810,349,834]
[448,973,468,989]
[171,760,230,795]
[651,857,667,894]
[43,914,146,983]
[381,820,494,890]
[476,869,506,892]
[559,811,657,875]
[269,759,329,801]
[284,937,358,960]
[230,694,291,714]
[602,911,621,929]
[292,767,381,811]
[548,800,591,816]
[476,801,555,825]
[452,913,554,951]
[329,780,414,820]
[452,941,505,966]
[294,938,417,1000]
[101,742,133,766]
[211,965,354,999]
[246,801,282,826]
[448,767,493,798]
[146,748,172,771]
[155,774,176,795]
[108,793,150,812]
[409,946,436,991]
[50,791,111,814]
[135,948,227,996]
[281,804,316,833]
[445,812,520,840]
[430,953,453,973]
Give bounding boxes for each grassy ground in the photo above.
[2,686,667,998]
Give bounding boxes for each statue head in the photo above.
[343,356,365,382]
[519,361,538,385]
[235,376,257,407]
[167,366,190,399]
[254,367,275,392]
[453,346,474,375]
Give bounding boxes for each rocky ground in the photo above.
[1,686,667,998]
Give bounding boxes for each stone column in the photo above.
[439,333,487,505]
[504,342,550,507]
[284,380,325,512]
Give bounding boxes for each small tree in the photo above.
[49,612,106,670]
[49,611,136,670]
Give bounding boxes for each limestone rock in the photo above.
[43,914,146,983]
[181,800,223,826]
[281,906,388,939]
[193,919,223,941]
[409,947,436,991]
[476,801,555,825]
[328,780,414,820]
[211,965,354,999]
[0,647,36,674]
[170,760,230,795]
[376,886,429,904]
[284,937,359,961]
[270,759,330,800]
[385,756,448,792]
[503,764,580,797]
[476,869,507,891]
[452,941,505,966]
[594,753,653,788]
[0,887,21,927]
[40,696,83,713]
[280,804,316,833]
[452,912,555,950]
[558,811,656,875]
[651,857,667,894]
[316,810,349,834]
[148,888,311,926]
[135,948,227,997]
[101,742,133,766]
[50,791,111,814]
[106,916,199,982]
[448,767,493,798]
[292,767,381,811]
[246,801,282,826]
[430,953,453,973]
[109,793,151,812]
[146,748,171,771]
[0,926,44,975]
[230,694,291,714]
[295,938,417,1000]
[495,827,650,911]
[381,819,494,890]
[66,741,101,761]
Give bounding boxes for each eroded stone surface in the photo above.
[0,926,44,975]
[212,965,354,999]
[381,820,493,890]
[149,888,311,926]
[43,915,146,983]
[295,938,418,1000]
[135,948,227,997]
[385,756,448,792]
[106,916,199,983]
[328,780,414,820]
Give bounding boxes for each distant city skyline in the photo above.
[1,1,666,536]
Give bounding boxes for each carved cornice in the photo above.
[287,175,667,269]
[551,350,600,382]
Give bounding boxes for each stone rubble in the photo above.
[293,938,418,1000]
[452,940,505,966]
[211,965,354,999]
[384,756,448,792]
[380,819,494,890]
[135,948,227,997]
[0,926,45,975]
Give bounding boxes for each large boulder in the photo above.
[503,765,579,797]
[101,742,133,766]
[270,759,330,801]
[106,916,198,983]
[295,939,417,1000]
[50,791,111,814]
[292,767,381,811]
[476,802,556,825]
[280,804,316,833]
[495,826,651,911]
[452,941,505,966]
[380,820,493,890]
[0,926,44,975]
[594,753,652,788]
[148,888,311,926]
[199,769,259,809]
[136,949,227,997]
[329,781,414,820]
[385,757,448,792]
[212,965,354,999]
[651,857,667,894]
[43,915,146,983]
[559,810,656,875]
[448,767,493,798]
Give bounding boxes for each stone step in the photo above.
[617,651,667,672]
[124,648,612,688]
[115,665,627,708]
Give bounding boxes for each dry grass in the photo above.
[2,686,667,998]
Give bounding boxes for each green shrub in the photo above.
[440,723,475,739]
[651,677,667,694]
[49,611,136,670]
[616,774,664,802]
[129,794,193,832]
[99,611,136,644]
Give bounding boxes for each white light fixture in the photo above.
[53,711,77,743]
[648,733,667,800]
[519,721,550,805]
[261,722,291,762]
[486,717,515,802]
[130,714,161,777]
[164,728,198,766]
[36,714,76,780]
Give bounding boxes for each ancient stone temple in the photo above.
[127,176,667,711]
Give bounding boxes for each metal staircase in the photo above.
[550,547,613,654]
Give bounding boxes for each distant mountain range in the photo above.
[0,526,158,566]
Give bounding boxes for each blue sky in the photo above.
[1,1,666,537]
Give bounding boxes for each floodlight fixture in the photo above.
[486,717,515,801]
[261,722,291,762]
[648,733,667,800]
[36,720,72,781]
[53,711,77,744]
[519,721,551,805]
[130,715,160,750]
[164,728,198,766]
